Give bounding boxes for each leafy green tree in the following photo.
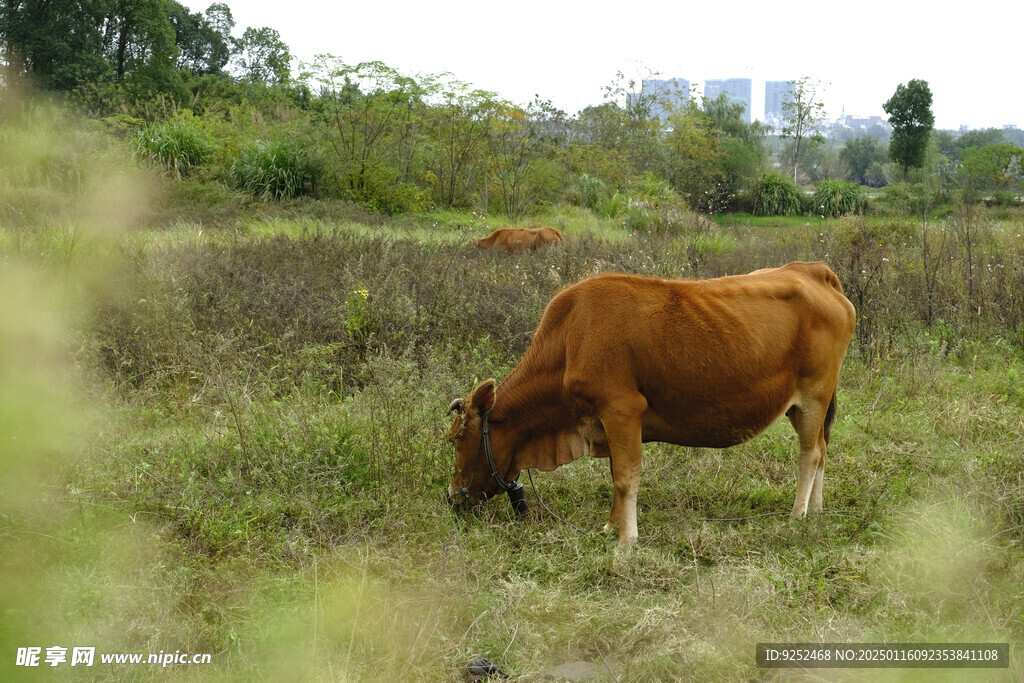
[423,80,495,208]
[864,162,888,188]
[3,0,204,100]
[657,94,766,214]
[487,100,548,218]
[702,93,755,141]
[883,79,934,181]
[304,56,427,209]
[933,130,958,163]
[806,144,851,182]
[661,107,727,213]
[703,93,768,183]
[1004,127,1024,148]
[956,128,1005,153]
[170,1,233,76]
[563,100,645,199]
[233,26,291,85]
[840,136,888,185]
[600,70,666,175]
[572,103,617,149]
[201,3,232,67]
[780,77,826,182]
[957,143,1023,202]
[1,0,111,90]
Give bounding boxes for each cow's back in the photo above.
[533,263,854,447]
[536,227,563,246]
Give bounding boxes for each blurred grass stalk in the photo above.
[0,90,153,672]
[1,89,139,510]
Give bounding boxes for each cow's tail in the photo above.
[823,389,837,445]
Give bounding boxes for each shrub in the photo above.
[358,180,431,215]
[813,180,864,218]
[230,139,323,201]
[865,161,888,188]
[132,118,212,178]
[752,173,803,216]
[989,190,1020,208]
[601,191,627,219]
[628,173,676,201]
[576,173,607,211]
[876,182,913,215]
[623,199,654,232]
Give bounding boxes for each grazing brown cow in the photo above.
[469,226,563,253]
[446,262,856,545]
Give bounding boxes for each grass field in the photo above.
[3,109,1024,681]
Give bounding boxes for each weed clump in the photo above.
[752,173,803,216]
[133,117,213,179]
[230,139,324,201]
[813,180,865,218]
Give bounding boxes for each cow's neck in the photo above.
[489,352,572,475]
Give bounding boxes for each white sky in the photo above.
[186,0,1022,130]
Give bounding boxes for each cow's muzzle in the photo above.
[507,482,528,516]
[444,484,528,517]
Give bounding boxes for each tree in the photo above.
[702,93,751,140]
[487,101,539,219]
[204,3,235,46]
[806,144,852,182]
[780,77,826,182]
[601,69,666,175]
[659,94,766,213]
[572,102,628,150]
[883,79,934,181]
[233,26,291,85]
[958,143,1023,201]
[840,136,888,185]
[422,80,495,208]
[304,56,427,207]
[1,0,111,90]
[661,108,728,213]
[3,0,194,99]
[169,1,233,76]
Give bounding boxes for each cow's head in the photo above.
[445,379,527,514]
[469,237,480,247]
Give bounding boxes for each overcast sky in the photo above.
[185,0,1022,130]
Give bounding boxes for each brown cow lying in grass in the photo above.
[470,227,563,253]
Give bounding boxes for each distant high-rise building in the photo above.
[764,80,793,127]
[704,78,752,123]
[639,78,690,122]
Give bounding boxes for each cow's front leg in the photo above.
[603,456,620,534]
[599,395,647,545]
[610,454,641,544]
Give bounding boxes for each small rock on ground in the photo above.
[541,660,605,681]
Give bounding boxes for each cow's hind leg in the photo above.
[808,392,837,512]
[786,400,828,518]
[598,393,647,544]
[809,436,827,512]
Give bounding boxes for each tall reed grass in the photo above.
[752,172,803,216]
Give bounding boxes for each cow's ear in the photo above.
[470,378,496,414]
